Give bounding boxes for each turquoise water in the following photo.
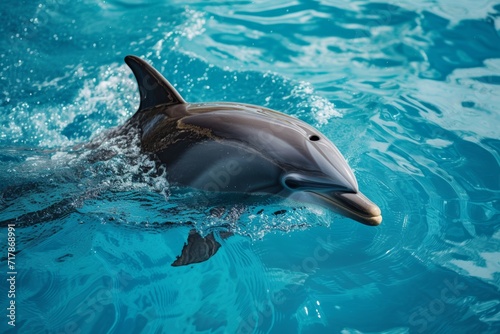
[1,0,500,333]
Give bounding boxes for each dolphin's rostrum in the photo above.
[124,55,382,265]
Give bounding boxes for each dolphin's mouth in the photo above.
[310,190,382,226]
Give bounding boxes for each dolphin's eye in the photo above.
[309,135,320,141]
[284,178,302,189]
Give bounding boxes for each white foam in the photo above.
[34,63,137,148]
[290,81,342,125]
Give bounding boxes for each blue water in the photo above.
[1,0,500,333]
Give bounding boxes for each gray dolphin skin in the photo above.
[124,55,382,229]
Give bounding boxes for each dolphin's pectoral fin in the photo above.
[125,55,186,112]
[171,230,233,266]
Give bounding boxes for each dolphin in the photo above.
[123,55,382,228]
[0,56,382,267]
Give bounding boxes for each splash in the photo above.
[289,80,342,125]
[0,63,138,148]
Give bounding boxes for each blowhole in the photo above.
[309,135,320,141]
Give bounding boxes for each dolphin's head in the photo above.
[275,120,382,226]
[181,104,382,226]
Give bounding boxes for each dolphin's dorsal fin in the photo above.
[125,55,186,112]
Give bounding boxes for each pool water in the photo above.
[1,0,500,333]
